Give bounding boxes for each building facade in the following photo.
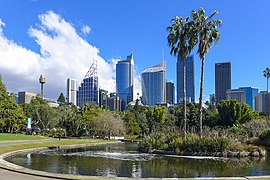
[166,82,175,104]
[116,54,134,110]
[18,91,37,104]
[141,62,166,106]
[107,92,122,111]
[77,76,99,107]
[239,87,258,111]
[226,89,246,103]
[67,78,77,105]
[215,62,231,106]
[99,89,108,108]
[177,55,195,104]
[255,91,270,112]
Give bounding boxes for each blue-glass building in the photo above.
[141,62,166,106]
[239,87,258,111]
[177,55,195,104]
[77,76,98,107]
[116,54,134,110]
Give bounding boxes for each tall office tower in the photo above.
[99,89,108,108]
[77,58,99,107]
[239,87,258,111]
[255,91,270,112]
[177,55,195,104]
[18,91,37,104]
[108,92,122,111]
[116,54,134,110]
[166,82,175,104]
[215,62,231,106]
[226,89,246,103]
[141,62,166,106]
[67,78,77,105]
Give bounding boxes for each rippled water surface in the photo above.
[5,142,270,178]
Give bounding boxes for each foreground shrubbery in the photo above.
[139,129,266,157]
[175,134,229,153]
[140,131,229,153]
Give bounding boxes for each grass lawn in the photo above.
[0,133,49,141]
[0,139,114,155]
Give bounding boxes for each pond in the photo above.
[5,142,270,178]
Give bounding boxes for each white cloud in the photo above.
[0,11,119,100]
[81,25,91,35]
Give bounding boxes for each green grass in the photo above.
[0,133,49,141]
[0,139,114,154]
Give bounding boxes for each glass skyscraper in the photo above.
[141,62,166,106]
[177,55,195,104]
[116,54,134,110]
[215,62,231,106]
[239,87,258,111]
[166,82,175,104]
[77,76,98,107]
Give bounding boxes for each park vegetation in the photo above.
[0,7,270,157]
[0,73,269,156]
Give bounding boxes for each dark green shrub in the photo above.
[176,134,229,153]
[259,130,270,141]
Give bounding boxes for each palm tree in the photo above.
[263,68,270,92]
[167,16,197,139]
[191,7,222,137]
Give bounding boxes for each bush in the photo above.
[140,132,230,153]
[177,134,229,153]
[259,130,270,141]
[40,128,66,137]
[139,129,179,150]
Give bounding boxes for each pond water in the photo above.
[5,142,270,178]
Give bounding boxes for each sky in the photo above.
[0,0,269,102]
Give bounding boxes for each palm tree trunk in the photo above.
[267,77,269,92]
[198,56,205,137]
[183,59,187,139]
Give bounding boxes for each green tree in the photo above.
[217,100,255,127]
[57,104,84,136]
[57,93,66,104]
[145,106,167,133]
[23,97,58,131]
[122,112,141,136]
[167,15,197,139]
[263,68,270,92]
[191,7,222,136]
[0,76,26,133]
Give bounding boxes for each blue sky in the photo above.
[0,0,269,101]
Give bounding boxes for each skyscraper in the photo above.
[226,89,246,103]
[67,78,77,105]
[141,62,166,106]
[77,58,99,107]
[239,87,258,111]
[116,54,134,110]
[166,82,175,104]
[215,62,231,106]
[18,91,37,104]
[177,55,195,104]
[255,91,270,113]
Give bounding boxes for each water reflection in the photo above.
[5,142,270,178]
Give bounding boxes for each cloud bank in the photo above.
[0,11,140,100]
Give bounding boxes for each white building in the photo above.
[67,78,77,105]
[141,62,166,106]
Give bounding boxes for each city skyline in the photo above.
[177,56,195,104]
[116,54,134,110]
[0,1,269,102]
